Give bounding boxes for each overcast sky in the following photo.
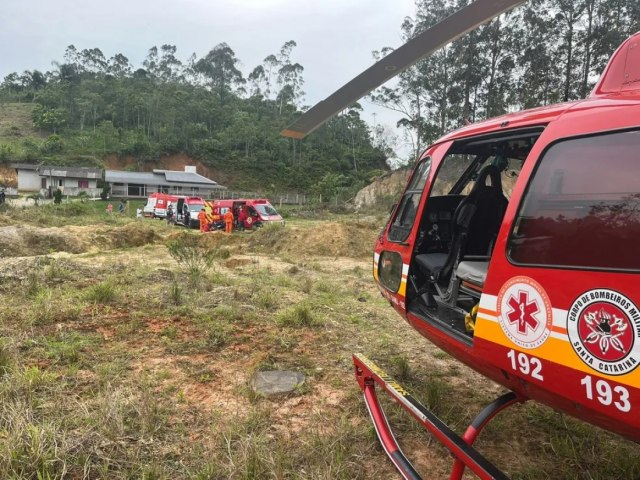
[0,0,417,161]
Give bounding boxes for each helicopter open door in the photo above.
[405,128,544,342]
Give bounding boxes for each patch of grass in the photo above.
[255,288,278,310]
[95,358,130,385]
[168,281,182,306]
[389,354,411,382]
[275,303,321,328]
[273,274,293,288]
[213,247,231,260]
[299,276,313,294]
[25,268,42,296]
[160,325,177,339]
[166,232,216,288]
[314,279,340,294]
[287,265,300,275]
[432,350,450,360]
[266,330,299,352]
[30,288,55,324]
[0,339,15,375]
[212,304,244,324]
[84,280,118,304]
[199,317,233,350]
[43,258,72,282]
[115,316,144,338]
[210,270,234,286]
[43,331,94,365]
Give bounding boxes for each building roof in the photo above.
[12,163,102,179]
[105,169,224,189]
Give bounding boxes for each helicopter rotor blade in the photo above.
[281,0,526,139]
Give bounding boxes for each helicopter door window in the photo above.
[378,251,403,293]
[388,157,431,243]
[509,129,640,271]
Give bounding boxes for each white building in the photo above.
[12,163,102,197]
[105,166,224,198]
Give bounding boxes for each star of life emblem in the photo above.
[498,276,552,349]
[568,289,640,376]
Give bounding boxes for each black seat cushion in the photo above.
[414,253,448,275]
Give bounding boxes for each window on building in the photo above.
[78,180,89,189]
[41,178,47,189]
[58,179,63,187]
[127,184,146,197]
[157,185,169,193]
[509,129,640,271]
[111,183,126,195]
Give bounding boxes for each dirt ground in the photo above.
[1,215,639,479]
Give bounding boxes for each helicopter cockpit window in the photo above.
[509,129,640,271]
[388,157,431,243]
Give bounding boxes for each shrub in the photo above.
[166,233,215,288]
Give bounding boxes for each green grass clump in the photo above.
[84,280,118,304]
[255,289,278,310]
[43,332,95,365]
[275,303,321,328]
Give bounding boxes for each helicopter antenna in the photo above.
[282,0,526,139]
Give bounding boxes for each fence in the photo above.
[207,190,310,205]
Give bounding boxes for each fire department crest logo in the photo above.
[497,276,552,349]
[568,289,640,376]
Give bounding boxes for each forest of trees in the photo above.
[0,40,389,195]
[0,0,637,194]
[371,0,639,159]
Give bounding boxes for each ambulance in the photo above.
[143,193,179,218]
[204,199,284,230]
[174,196,205,228]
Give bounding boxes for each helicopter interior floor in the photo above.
[409,295,476,346]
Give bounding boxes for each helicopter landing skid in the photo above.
[353,354,524,480]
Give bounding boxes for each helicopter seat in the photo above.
[413,165,507,286]
[456,259,489,292]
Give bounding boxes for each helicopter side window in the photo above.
[509,129,640,271]
[388,157,431,243]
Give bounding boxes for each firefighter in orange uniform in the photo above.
[224,208,234,234]
[197,208,207,232]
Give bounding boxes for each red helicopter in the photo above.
[283,0,640,478]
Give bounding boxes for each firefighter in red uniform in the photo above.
[197,209,207,232]
[224,209,234,234]
[237,205,247,230]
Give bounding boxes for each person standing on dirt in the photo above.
[107,203,113,214]
[198,208,207,233]
[118,201,125,214]
[224,208,234,234]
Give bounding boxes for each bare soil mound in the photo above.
[248,221,379,258]
[0,223,161,258]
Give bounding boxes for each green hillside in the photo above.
[0,42,390,196]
